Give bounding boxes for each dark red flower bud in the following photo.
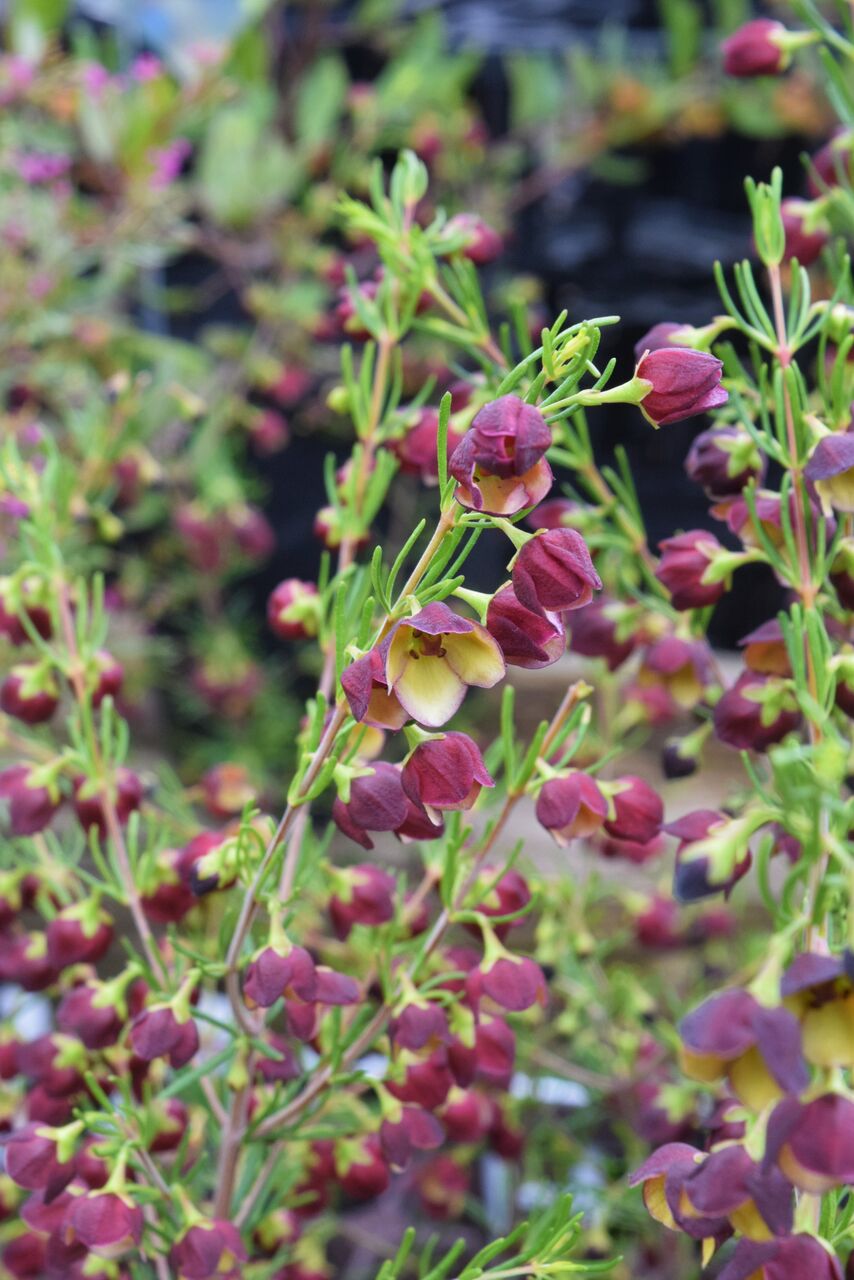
[489,1101,525,1160]
[169,1219,247,1278]
[637,348,727,428]
[485,583,565,669]
[130,1006,199,1068]
[56,981,124,1050]
[313,966,360,1005]
[244,943,316,1008]
[668,809,752,902]
[249,408,289,454]
[175,504,223,571]
[140,848,196,923]
[391,408,463,486]
[475,954,547,1012]
[722,19,788,77]
[331,763,410,851]
[0,580,51,647]
[65,1189,143,1257]
[599,831,665,864]
[178,830,231,897]
[90,650,123,708]
[389,1001,449,1051]
[336,1135,390,1200]
[74,1140,109,1188]
[255,1034,301,1084]
[449,395,552,516]
[568,597,637,670]
[764,1094,854,1193]
[655,530,727,610]
[0,666,58,724]
[379,1105,444,1169]
[46,903,113,970]
[603,775,663,844]
[511,529,601,618]
[266,363,311,407]
[267,579,319,642]
[402,732,494,821]
[415,1154,469,1220]
[328,863,396,940]
[0,765,61,836]
[714,671,801,752]
[2,1233,46,1278]
[5,1124,75,1197]
[535,772,607,846]
[469,867,531,941]
[0,932,56,991]
[73,769,142,835]
[685,425,765,498]
[386,1049,454,1110]
[781,197,829,266]
[661,737,699,779]
[229,504,275,560]
[340,642,408,732]
[443,213,503,264]
[473,1015,515,1087]
[440,1087,492,1142]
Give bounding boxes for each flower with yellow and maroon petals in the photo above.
[718,1235,842,1280]
[679,988,809,1110]
[686,425,765,498]
[680,1144,793,1241]
[511,528,601,619]
[448,395,552,516]
[402,732,494,821]
[568,597,638,670]
[655,530,728,611]
[668,810,753,902]
[328,863,396,940]
[602,775,663,844]
[714,672,801,752]
[637,635,715,710]
[636,347,727,428]
[200,763,256,821]
[535,772,608,846]
[628,1143,713,1234]
[739,620,792,676]
[781,951,854,1068]
[341,640,408,731]
[66,1189,143,1258]
[469,866,531,941]
[805,433,854,515]
[763,1094,854,1192]
[485,583,566,669]
[170,1219,247,1279]
[385,603,505,728]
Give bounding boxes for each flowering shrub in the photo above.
[3,1,854,1278]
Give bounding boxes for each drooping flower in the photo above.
[717,1235,842,1280]
[341,640,408,731]
[267,579,319,641]
[485,583,565,669]
[722,20,789,77]
[535,772,608,846]
[655,530,728,610]
[636,348,727,428]
[384,602,505,728]
[713,672,801,752]
[328,863,396,940]
[764,1093,854,1193]
[805,433,854,515]
[511,529,601,618]
[679,988,809,1110]
[448,395,552,516]
[781,952,854,1068]
[602,775,663,844]
[669,809,753,902]
[685,425,765,498]
[402,732,494,822]
[170,1219,247,1279]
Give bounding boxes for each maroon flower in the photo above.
[229,503,275,560]
[603,776,663,844]
[655,530,727,610]
[714,672,801,752]
[599,831,665,865]
[402,732,494,821]
[201,763,256,821]
[764,1094,854,1193]
[449,395,552,516]
[90,650,124,708]
[0,765,61,836]
[638,635,715,710]
[781,198,829,266]
[512,528,601,619]
[628,1143,724,1238]
[718,1235,842,1280]
[469,866,531,941]
[267,579,319,642]
[386,1048,454,1110]
[336,1135,390,1200]
[568,598,637,670]
[722,19,788,77]
[331,763,418,851]
[340,641,408,731]
[679,988,809,1111]
[636,348,727,428]
[73,768,142,835]
[329,863,396,940]
[416,1154,470,1220]
[485,583,565,669]
[668,809,752,902]
[805,432,854,515]
[633,322,686,360]
[66,1190,143,1258]
[56,982,124,1050]
[475,954,547,1012]
[389,1001,449,1051]
[634,895,682,949]
[391,407,464,485]
[0,582,51,646]
[130,1005,199,1068]
[440,1087,492,1142]
[535,772,607,846]
[170,1219,247,1279]
[244,942,316,1008]
[685,425,765,498]
[379,1105,444,1168]
[680,1143,792,1239]
[442,213,503,264]
[5,1124,76,1198]
[0,666,58,724]
[46,903,113,970]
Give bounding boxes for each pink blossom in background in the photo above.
[148,139,192,189]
